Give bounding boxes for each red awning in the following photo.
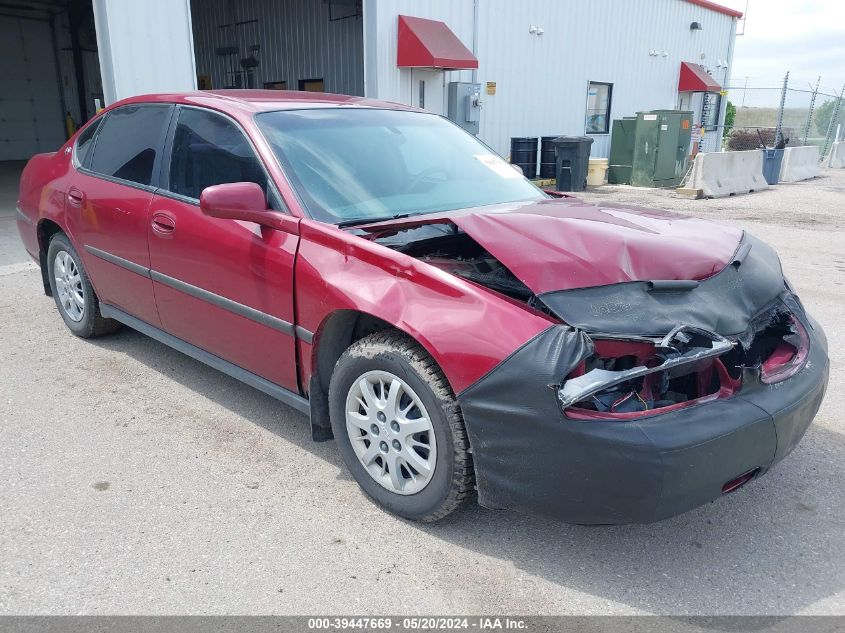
[678,62,722,92]
[397,15,478,70]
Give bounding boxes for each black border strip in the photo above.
[295,325,314,344]
[84,245,151,278]
[100,304,310,415]
[149,270,295,336]
[85,244,314,341]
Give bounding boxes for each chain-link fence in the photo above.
[724,73,845,154]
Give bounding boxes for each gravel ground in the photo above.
[1,163,843,615]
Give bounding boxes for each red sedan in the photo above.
[15,91,828,523]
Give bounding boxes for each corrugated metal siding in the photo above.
[190,0,364,95]
[93,0,197,103]
[370,0,736,159]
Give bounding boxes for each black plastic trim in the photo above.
[84,245,151,278]
[100,304,310,415]
[149,270,295,336]
[295,326,314,344]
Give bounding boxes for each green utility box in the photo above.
[608,117,637,184]
[608,110,693,187]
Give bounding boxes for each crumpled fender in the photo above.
[295,219,555,395]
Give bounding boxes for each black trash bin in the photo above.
[510,137,538,178]
[761,148,784,185]
[553,136,594,192]
[539,136,561,178]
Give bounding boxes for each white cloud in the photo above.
[716,0,845,107]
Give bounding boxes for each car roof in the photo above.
[110,90,423,115]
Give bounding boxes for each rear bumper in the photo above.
[458,319,829,524]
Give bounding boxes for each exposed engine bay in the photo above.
[372,223,537,302]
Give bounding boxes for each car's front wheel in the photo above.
[329,331,474,522]
[46,233,120,338]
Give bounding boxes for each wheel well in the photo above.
[37,219,63,296]
[308,310,401,441]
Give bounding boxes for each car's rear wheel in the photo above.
[46,233,120,338]
[329,331,474,522]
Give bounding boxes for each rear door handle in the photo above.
[67,187,85,208]
[151,211,176,237]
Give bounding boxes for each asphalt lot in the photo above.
[1,161,843,615]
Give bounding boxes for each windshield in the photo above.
[255,108,546,224]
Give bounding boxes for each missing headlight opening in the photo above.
[561,312,810,420]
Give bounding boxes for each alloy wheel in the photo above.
[54,250,85,322]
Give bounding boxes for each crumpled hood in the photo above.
[451,198,742,293]
[364,197,744,293]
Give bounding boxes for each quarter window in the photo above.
[88,105,170,186]
[585,82,613,134]
[74,119,101,168]
[167,108,267,201]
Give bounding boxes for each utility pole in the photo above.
[802,76,821,145]
[741,76,749,107]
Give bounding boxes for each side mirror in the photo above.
[200,182,282,229]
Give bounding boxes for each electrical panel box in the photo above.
[447,82,482,135]
[609,110,693,187]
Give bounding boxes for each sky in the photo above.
[718,0,845,106]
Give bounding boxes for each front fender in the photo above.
[295,219,554,395]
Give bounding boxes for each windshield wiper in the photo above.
[336,212,418,229]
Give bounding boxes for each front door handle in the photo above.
[151,211,176,237]
[67,187,85,208]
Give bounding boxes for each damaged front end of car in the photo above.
[356,210,828,523]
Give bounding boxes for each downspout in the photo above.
[715,17,737,150]
[471,0,478,83]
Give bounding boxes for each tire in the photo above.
[46,233,120,338]
[329,331,475,522]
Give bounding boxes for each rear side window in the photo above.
[167,107,267,201]
[74,119,101,168]
[89,105,170,186]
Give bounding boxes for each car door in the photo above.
[68,104,172,326]
[147,105,300,391]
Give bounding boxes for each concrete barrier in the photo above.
[779,146,820,182]
[827,141,845,168]
[684,150,768,198]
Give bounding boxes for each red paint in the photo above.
[397,15,478,70]
[295,219,552,393]
[678,61,722,93]
[684,0,744,19]
[148,191,300,390]
[360,198,742,293]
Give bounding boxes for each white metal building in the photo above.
[0,0,741,161]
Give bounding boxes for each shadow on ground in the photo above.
[92,326,845,615]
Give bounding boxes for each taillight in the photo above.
[760,317,809,384]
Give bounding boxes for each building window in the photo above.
[585,82,612,134]
[702,92,721,131]
[299,78,325,92]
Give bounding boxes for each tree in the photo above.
[723,100,736,138]
[814,99,844,137]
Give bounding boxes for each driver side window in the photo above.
[167,108,269,202]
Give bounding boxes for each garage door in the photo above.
[0,16,66,160]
